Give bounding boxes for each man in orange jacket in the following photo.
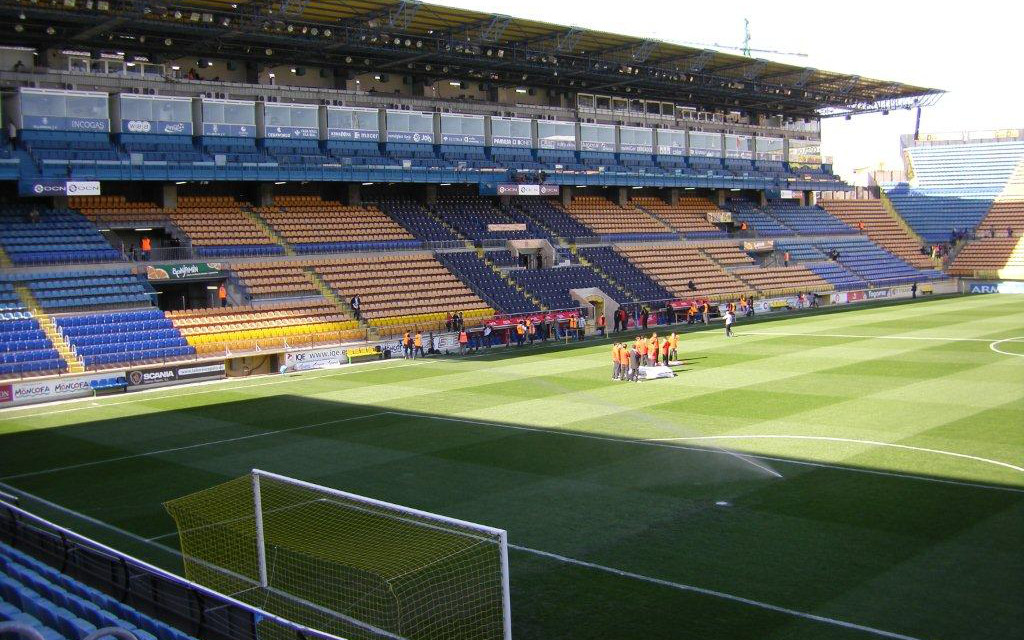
[414,331,424,359]
[619,342,631,381]
[649,333,660,366]
[612,343,622,380]
[637,336,649,366]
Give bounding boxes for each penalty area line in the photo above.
[0,483,925,640]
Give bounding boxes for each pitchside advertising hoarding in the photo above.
[126,363,226,389]
[0,373,125,407]
[19,180,101,197]
[966,281,1024,295]
[283,347,348,372]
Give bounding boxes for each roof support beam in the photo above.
[741,58,768,81]
[686,49,716,73]
[630,39,660,63]
[72,16,127,41]
[554,26,584,52]
[388,0,421,30]
[479,14,512,42]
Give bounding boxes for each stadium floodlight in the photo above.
[164,470,512,640]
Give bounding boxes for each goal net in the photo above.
[163,470,511,640]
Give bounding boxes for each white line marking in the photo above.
[384,411,783,480]
[989,337,1024,358]
[384,411,1024,494]
[0,412,388,481]
[745,331,999,343]
[0,360,425,421]
[646,435,1024,474]
[509,544,925,640]
[0,483,926,640]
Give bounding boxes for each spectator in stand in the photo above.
[350,295,361,320]
[27,208,40,224]
[857,221,865,232]
[783,251,790,267]
[1009,226,1015,238]
[12,60,24,72]
[687,279,696,292]
[218,283,228,307]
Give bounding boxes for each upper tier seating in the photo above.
[903,141,1024,191]
[325,141,389,166]
[70,195,169,227]
[727,203,796,237]
[231,262,319,300]
[312,254,493,333]
[1,539,200,640]
[818,199,935,268]
[0,206,120,265]
[948,237,1024,278]
[200,136,265,164]
[120,132,206,163]
[562,196,676,241]
[375,200,460,243]
[508,266,632,311]
[13,268,154,312]
[432,197,551,242]
[702,245,756,266]
[255,196,419,253]
[0,313,65,379]
[616,245,751,300]
[630,196,728,238]
[511,198,593,240]
[762,201,857,235]
[20,131,122,170]
[576,246,672,302]
[169,196,284,257]
[732,266,834,296]
[57,308,192,370]
[435,252,540,315]
[168,300,361,357]
[0,282,24,313]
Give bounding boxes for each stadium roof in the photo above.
[2,0,944,118]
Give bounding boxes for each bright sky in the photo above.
[434,0,1022,179]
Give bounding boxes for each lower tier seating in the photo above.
[616,245,751,300]
[0,314,66,379]
[732,266,835,296]
[169,196,283,258]
[14,268,154,312]
[257,196,419,253]
[231,262,319,300]
[631,196,728,238]
[435,252,540,315]
[563,196,676,241]
[576,246,672,302]
[508,266,632,311]
[57,309,193,370]
[948,237,1024,277]
[976,199,1024,238]
[0,206,120,265]
[819,198,934,268]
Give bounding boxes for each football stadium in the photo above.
[0,2,1021,639]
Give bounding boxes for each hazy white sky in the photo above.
[434,0,1022,178]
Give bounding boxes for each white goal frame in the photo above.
[250,468,513,640]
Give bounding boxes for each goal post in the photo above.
[164,469,512,640]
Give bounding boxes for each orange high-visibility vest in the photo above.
[569,316,578,329]
[458,331,468,344]
[414,334,422,347]
[403,332,411,346]
[638,341,648,355]
[218,284,226,300]
[141,237,151,251]
[619,348,630,366]
[612,345,620,361]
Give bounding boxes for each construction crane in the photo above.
[677,18,809,59]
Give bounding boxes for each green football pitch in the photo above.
[1,294,1022,640]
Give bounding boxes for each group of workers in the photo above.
[611,332,679,382]
[401,331,426,359]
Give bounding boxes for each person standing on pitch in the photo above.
[637,335,649,366]
[660,336,671,366]
[619,341,631,382]
[612,343,621,380]
[725,309,735,337]
[402,331,412,359]
[628,343,640,382]
[458,329,468,355]
[414,331,424,359]
[669,332,679,362]
[649,333,660,366]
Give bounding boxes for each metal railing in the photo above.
[0,500,346,640]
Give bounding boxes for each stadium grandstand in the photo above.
[0,2,1021,640]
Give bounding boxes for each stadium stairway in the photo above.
[0,246,11,269]
[241,208,294,256]
[571,248,637,302]
[427,209,473,248]
[12,284,84,374]
[478,251,543,310]
[302,267,377,340]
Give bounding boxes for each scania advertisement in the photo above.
[127,363,226,389]
[0,373,125,407]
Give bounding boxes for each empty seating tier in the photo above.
[508,266,632,311]
[702,245,756,266]
[948,237,1024,278]
[727,203,796,237]
[732,266,835,296]
[432,196,552,242]
[762,201,856,235]
[436,252,540,315]
[312,254,493,333]
[256,196,419,253]
[631,196,728,238]
[168,300,361,356]
[511,198,593,240]
[563,196,675,240]
[231,262,320,300]
[57,308,192,370]
[70,195,169,226]
[375,200,461,243]
[169,196,283,258]
[12,268,154,312]
[0,313,65,379]
[577,246,672,302]
[0,206,120,265]
[616,245,751,300]
[976,200,1024,238]
[819,199,935,268]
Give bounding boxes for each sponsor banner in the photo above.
[146,262,223,280]
[491,136,532,148]
[2,373,125,407]
[487,223,527,232]
[283,347,347,372]
[22,115,109,132]
[847,291,866,302]
[967,281,1024,294]
[539,138,576,151]
[487,184,559,196]
[202,122,255,138]
[830,292,848,305]
[743,239,774,251]
[657,145,686,156]
[127,362,225,389]
[866,288,890,300]
[327,128,380,142]
[620,144,654,154]
[708,211,733,224]
[20,181,101,197]
[580,140,615,153]
[440,133,485,145]
[688,148,721,158]
[265,125,320,140]
[386,130,434,144]
[122,119,192,135]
